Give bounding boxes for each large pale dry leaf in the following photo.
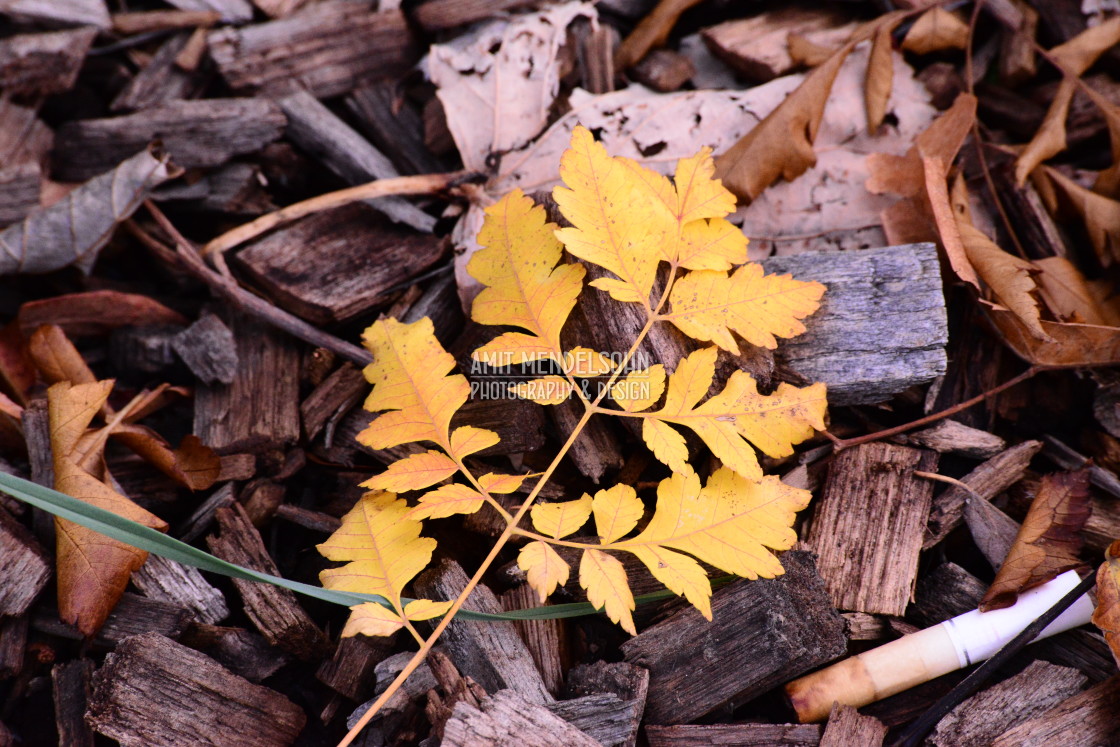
[1091,539,1120,668]
[901,7,970,54]
[615,0,703,70]
[425,2,596,173]
[980,469,1091,611]
[0,146,177,276]
[986,307,1120,367]
[1035,256,1118,326]
[1040,167,1120,266]
[864,21,894,132]
[49,381,168,635]
[318,491,438,636]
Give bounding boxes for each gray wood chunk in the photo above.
[87,632,306,747]
[560,660,648,747]
[645,723,822,746]
[0,506,51,617]
[547,695,638,747]
[52,659,94,747]
[930,660,1087,747]
[761,243,947,405]
[0,27,96,96]
[909,562,985,627]
[0,162,40,227]
[991,675,1120,747]
[819,704,885,747]
[131,553,229,624]
[1,0,110,28]
[442,689,599,747]
[172,312,238,385]
[621,551,847,724]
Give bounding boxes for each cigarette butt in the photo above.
[784,570,1096,722]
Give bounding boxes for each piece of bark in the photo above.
[194,311,300,454]
[842,612,889,641]
[302,362,366,442]
[577,19,617,95]
[152,162,275,216]
[346,83,444,176]
[276,90,434,232]
[0,100,52,167]
[218,453,256,482]
[87,632,305,747]
[442,689,598,747]
[347,650,439,740]
[163,0,253,22]
[645,723,823,746]
[239,479,284,526]
[21,398,54,544]
[964,495,1020,571]
[930,660,1086,746]
[180,623,291,683]
[0,163,40,227]
[52,659,94,747]
[903,419,1006,458]
[763,244,948,406]
[819,704,885,747]
[414,558,554,705]
[550,395,625,483]
[208,3,418,98]
[206,503,329,660]
[425,648,488,740]
[131,553,229,625]
[498,584,564,696]
[629,49,695,92]
[909,562,985,627]
[924,439,1042,549]
[275,504,341,534]
[0,27,96,96]
[0,506,51,617]
[111,33,202,112]
[34,592,195,647]
[233,203,443,325]
[0,0,110,28]
[1041,435,1120,500]
[316,634,394,702]
[0,615,27,680]
[51,99,285,182]
[178,482,236,542]
[622,551,847,724]
[172,311,238,385]
[561,661,648,747]
[399,270,465,345]
[701,8,855,82]
[545,695,641,747]
[412,0,539,33]
[108,324,179,376]
[987,155,1072,260]
[110,9,221,34]
[991,675,1120,747]
[806,442,938,616]
[1033,630,1118,685]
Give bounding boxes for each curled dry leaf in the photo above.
[1035,256,1120,327]
[18,290,189,337]
[1091,540,1120,668]
[979,469,1091,612]
[615,0,704,70]
[985,309,1120,367]
[864,21,894,133]
[0,145,178,276]
[900,7,970,55]
[1037,167,1120,267]
[49,381,168,635]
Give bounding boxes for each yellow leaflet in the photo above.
[530,494,592,539]
[469,189,585,362]
[411,483,486,520]
[449,426,500,460]
[359,318,473,452]
[478,472,529,494]
[640,347,826,481]
[518,541,571,602]
[318,492,437,634]
[342,599,453,638]
[580,548,636,635]
[361,450,458,492]
[511,376,574,406]
[611,365,666,412]
[563,347,615,377]
[591,485,644,544]
[666,264,825,353]
[627,545,712,620]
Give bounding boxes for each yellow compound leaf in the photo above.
[665,264,826,353]
[359,318,474,452]
[611,364,666,412]
[580,548,636,635]
[318,491,437,609]
[591,484,645,544]
[468,189,586,361]
[531,494,593,539]
[411,483,486,520]
[518,540,571,602]
[342,599,453,639]
[361,450,458,492]
[478,472,529,494]
[511,376,574,405]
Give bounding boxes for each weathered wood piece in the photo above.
[208,3,418,98]
[0,28,96,96]
[347,650,439,741]
[842,612,889,641]
[645,723,822,746]
[903,419,1006,458]
[276,91,434,232]
[621,551,847,724]
[412,0,538,33]
[152,162,275,216]
[206,503,328,660]
[0,0,110,28]
[34,593,195,647]
[414,558,553,705]
[442,689,598,747]
[52,659,94,747]
[0,100,53,166]
[551,394,625,482]
[111,33,201,112]
[560,661,648,747]
[819,704,886,747]
[909,562,985,626]
[762,244,947,406]
[546,695,642,747]
[316,635,393,702]
[991,675,1120,747]
[806,442,938,615]
[302,362,365,442]
[1034,631,1118,685]
[172,312,238,385]
[577,19,616,94]
[178,482,236,542]
[499,584,564,696]
[929,660,1087,746]
[181,623,291,683]
[131,554,229,625]
[0,507,50,617]
[1042,434,1120,501]
[701,8,856,81]
[0,615,27,679]
[0,163,40,227]
[194,312,300,454]
[924,440,1041,548]
[51,99,286,182]
[630,49,695,92]
[234,203,443,325]
[163,0,253,22]
[346,83,445,175]
[88,632,305,746]
[275,504,341,534]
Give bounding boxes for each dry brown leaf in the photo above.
[0,322,34,406]
[615,0,704,70]
[48,381,168,635]
[1041,167,1120,266]
[28,324,97,388]
[1035,256,1117,325]
[0,145,177,276]
[987,308,1120,367]
[1091,539,1120,668]
[923,156,979,288]
[112,427,220,491]
[714,45,851,202]
[1081,89,1120,198]
[901,7,970,55]
[18,290,188,337]
[864,21,895,133]
[787,32,837,68]
[979,469,1091,612]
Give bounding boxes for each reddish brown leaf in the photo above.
[28,324,98,387]
[979,470,1091,611]
[18,290,188,337]
[615,0,704,70]
[0,322,35,406]
[1091,539,1120,668]
[112,427,220,491]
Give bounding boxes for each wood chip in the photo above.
[0,28,97,96]
[0,506,51,617]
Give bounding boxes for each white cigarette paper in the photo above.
[785,570,1096,722]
